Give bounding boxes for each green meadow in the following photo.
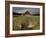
[13,16,40,31]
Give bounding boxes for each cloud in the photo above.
[13,7,40,14]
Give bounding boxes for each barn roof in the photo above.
[24,11,32,15]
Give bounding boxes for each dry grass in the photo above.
[13,16,40,31]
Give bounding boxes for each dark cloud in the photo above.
[13,7,40,14]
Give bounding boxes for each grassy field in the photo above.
[13,16,40,31]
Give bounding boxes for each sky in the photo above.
[13,7,40,14]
